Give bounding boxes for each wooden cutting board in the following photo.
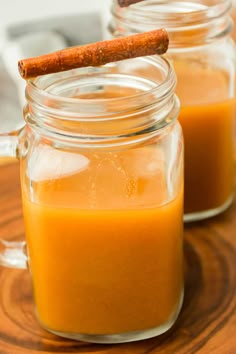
[0,162,235,354]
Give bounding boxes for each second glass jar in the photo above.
[109,0,235,221]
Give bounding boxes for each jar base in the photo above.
[184,194,234,223]
[42,290,184,344]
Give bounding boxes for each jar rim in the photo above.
[26,56,176,117]
[110,0,232,44]
[112,0,231,24]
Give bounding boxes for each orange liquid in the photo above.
[0,157,17,165]
[174,61,235,214]
[179,101,234,213]
[22,147,183,335]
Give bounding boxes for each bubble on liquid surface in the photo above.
[122,146,165,178]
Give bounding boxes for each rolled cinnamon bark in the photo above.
[18,29,169,79]
[118,0,144,7]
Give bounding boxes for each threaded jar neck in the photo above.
[24,56,179,147]
[110,0,233,47]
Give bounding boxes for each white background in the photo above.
[0,0,109,26]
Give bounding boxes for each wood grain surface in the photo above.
[0,162,236,354]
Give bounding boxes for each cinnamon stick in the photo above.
[118,0,144,7]
[18,29,169,79]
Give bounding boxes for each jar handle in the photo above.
[0,128,27,269]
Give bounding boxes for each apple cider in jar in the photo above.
[20,56,184,343]
[110,0,235,221]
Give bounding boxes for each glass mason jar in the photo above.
[0,56,184,343]
[109,0,236,222]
